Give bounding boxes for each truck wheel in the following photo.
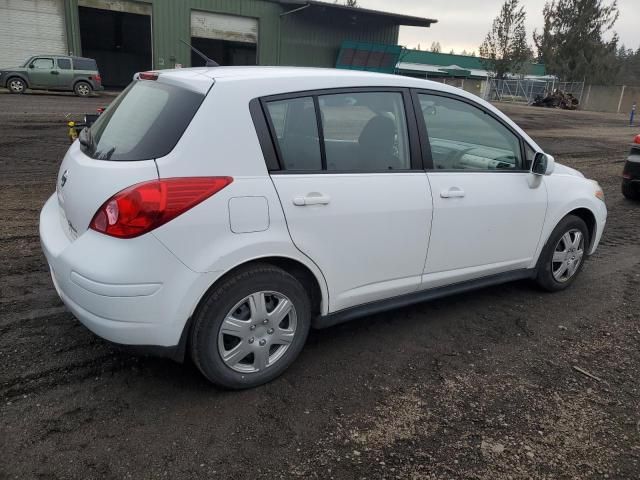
[8,78,26,94]
[190,264,311,389]
[74,81,92,97]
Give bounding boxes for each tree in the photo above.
[344,0,358,6]
[479,0,532,79]
[534,0,619,84]
[430,42,441,53]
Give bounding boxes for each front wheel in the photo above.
[74,81,92,97]
[7,77,26,94]
[190,264,311,389]
[535,215,589,292]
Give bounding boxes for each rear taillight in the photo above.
[89,177,233,239]
[139,71,159,81]
[634,134,640,144]
[94,73,102,84]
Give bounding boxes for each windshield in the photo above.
[80,80,206,161]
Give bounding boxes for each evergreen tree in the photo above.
[479,0,532,79]
[534,0,619,83]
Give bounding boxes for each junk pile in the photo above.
[532,89,579,110]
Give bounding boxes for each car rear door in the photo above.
[261,88,433,312]
[55,57,74,89]
[413,90,547,288]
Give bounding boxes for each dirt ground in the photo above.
[1,90,639,480]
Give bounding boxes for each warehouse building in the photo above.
[0,0,435,87]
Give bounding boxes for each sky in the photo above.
[357,0,638,55]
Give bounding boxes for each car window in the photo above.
[319,92,410,171]
[57,58,71,70]
[73,58,98,71]
[265,97,322,171]
[31,58,54,69]
[82,80,205,161]
[419,94,523,171]
[524,143,536,170]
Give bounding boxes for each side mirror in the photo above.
[531,152,555,176]
[29,64,34,69]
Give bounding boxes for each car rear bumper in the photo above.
[39,193,219,347]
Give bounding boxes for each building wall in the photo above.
[279,9,399,67]
[61,0,400,70]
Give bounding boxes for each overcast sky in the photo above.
[358,0,638,54]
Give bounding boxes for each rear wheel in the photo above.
[7,77,26,94]
[190,264,311,389]
[74,81,92,97]
[536,215,589,292]
[622,182,640,200]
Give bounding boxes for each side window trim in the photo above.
[255,86,423,174]
[249,97,281,171]
[411,88,529,173]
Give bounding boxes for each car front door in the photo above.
[27,57,59,88]
[262,89,433,312]
[415,91,547,288]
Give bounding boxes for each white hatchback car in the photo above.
[40,67,607,388]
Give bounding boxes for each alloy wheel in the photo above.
[551,228,584,282]
[217,291,297,373]
[9,79,24,93]
[76,83,90,96]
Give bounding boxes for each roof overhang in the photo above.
[271,0,437,27]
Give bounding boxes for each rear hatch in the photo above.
[56,70,213,240]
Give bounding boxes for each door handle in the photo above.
[293,193,331,206]
[50,71,59,75]
[440,187,465,198]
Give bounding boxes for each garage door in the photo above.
[0,0,67,68]
[191,11,258,44]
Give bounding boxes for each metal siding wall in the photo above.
[0,0,68,66]
[150,0,280,69]
[279,10,400,67]
[63,0,402,70]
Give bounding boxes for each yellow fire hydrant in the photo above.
[68,121,78,143]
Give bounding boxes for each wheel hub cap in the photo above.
[551,228,584,283]
[217,291,297,373]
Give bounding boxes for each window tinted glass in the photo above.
[57,58,71,70]
[419,94,522,170]
[73,58,98,71]
[31,58,54,69]
[81,80,204,161]
[266,97,322,171]
[319,92,410,171]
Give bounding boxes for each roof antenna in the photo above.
[180,39,220,67]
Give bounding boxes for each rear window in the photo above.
[81,80,205,161]
[73,58,98,71]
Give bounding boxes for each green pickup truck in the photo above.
[0,55,103,96]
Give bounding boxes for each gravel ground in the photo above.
[1,91,639,480]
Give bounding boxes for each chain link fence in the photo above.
[485,79,585,105]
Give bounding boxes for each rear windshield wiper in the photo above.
[78,127,94,151]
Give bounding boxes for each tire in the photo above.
[74,81,92,97]
[535,215,590,292]
[7,77,26,94]
[190,264,311,389]
[622,182,640,201]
